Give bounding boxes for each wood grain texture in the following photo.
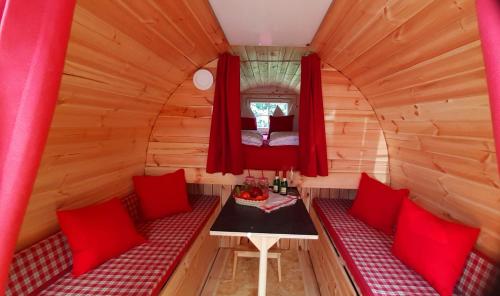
[18,0,498,264]
[159,205,219,296]
[200,248,319,296]
[309,206,358,296]
[232,46,310,92]
[146,62,389,189]
[312,0,500,260]
[17,0,228,250]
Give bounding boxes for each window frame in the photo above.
[249,98,290,131]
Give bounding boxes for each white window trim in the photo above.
[249,99,291,132]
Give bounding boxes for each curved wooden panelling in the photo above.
[145,62,389,189]
[16,1,228,250]
[18,0,498,263]
[233,46,310,92]
[312,0,500,260]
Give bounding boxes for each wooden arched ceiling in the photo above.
[232,46,310,92]
[18,0,229,250]
[20,0,499,262]
[146,61,389,189]
[312,0,499,260]
[77,0,228,73]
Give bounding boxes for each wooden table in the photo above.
[210,188,318,296]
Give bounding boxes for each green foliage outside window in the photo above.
[250,102,288,129]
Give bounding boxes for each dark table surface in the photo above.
[210,187,318,238]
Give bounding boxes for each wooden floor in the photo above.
[200,248,320,296]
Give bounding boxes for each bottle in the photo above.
[273,173,280,193]
[280,178,288,195]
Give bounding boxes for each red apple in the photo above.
[250,187,263,198]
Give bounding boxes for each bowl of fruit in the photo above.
[233,182,269,208]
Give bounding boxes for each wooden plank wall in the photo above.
[146,62,389,190]
[16,0,228,250]
[312,0,500,260]
[146,58,388,250]
[17,0,494,262]
[232,46,309,92]
[241,87,298,110]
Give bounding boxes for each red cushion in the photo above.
[392,198,480,296]
[57,198,146,276]
[133,169,192,220]
[241,117,257,130]
[348,172,409,234]
[269,115,294,134]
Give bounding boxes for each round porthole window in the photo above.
[193,69,214,90]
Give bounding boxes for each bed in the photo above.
[241,129,300,171]
[242,144,299,171]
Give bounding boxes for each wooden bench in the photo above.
[309,198,499,296]
[6,194,220,296]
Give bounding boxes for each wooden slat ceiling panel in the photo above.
[233,46,310,92]
[311,0,499,260]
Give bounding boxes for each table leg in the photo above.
[248,236,279,296]
[258,243,269,296]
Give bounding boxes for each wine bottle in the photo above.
[273,173,280,193]
[280,177,288,195]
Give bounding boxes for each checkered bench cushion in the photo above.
[6,194,219,296]
[121,193,142,224]
[313,198,499,296]
[6,232,72,296]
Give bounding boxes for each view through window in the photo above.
[250,102,288,129]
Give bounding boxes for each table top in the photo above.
[210,187,318,240]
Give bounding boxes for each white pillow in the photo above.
[268,131,299,146]
[273,106,285,117]
[241,130,263,146]
[242,104,256,118]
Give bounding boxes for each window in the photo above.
[250,101,288,129]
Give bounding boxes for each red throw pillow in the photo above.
[241,117,257,130]
[133,169,192,220]
[269,115,294,134]
[57,198,146,276]
[392,198,479,296]
[348,172,409,234]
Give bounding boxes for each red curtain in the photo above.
[299,53,329,177]
[0,0,75,293]
[206,53,244,175]
[0,0,5,21]
[476,0,500,174]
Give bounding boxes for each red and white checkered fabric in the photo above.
[456,251,499,296]
[6,194,143,296]
[6,232,72,296]
[6,195,219,296]
[121,193,142,224]
[313,198,499,296]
